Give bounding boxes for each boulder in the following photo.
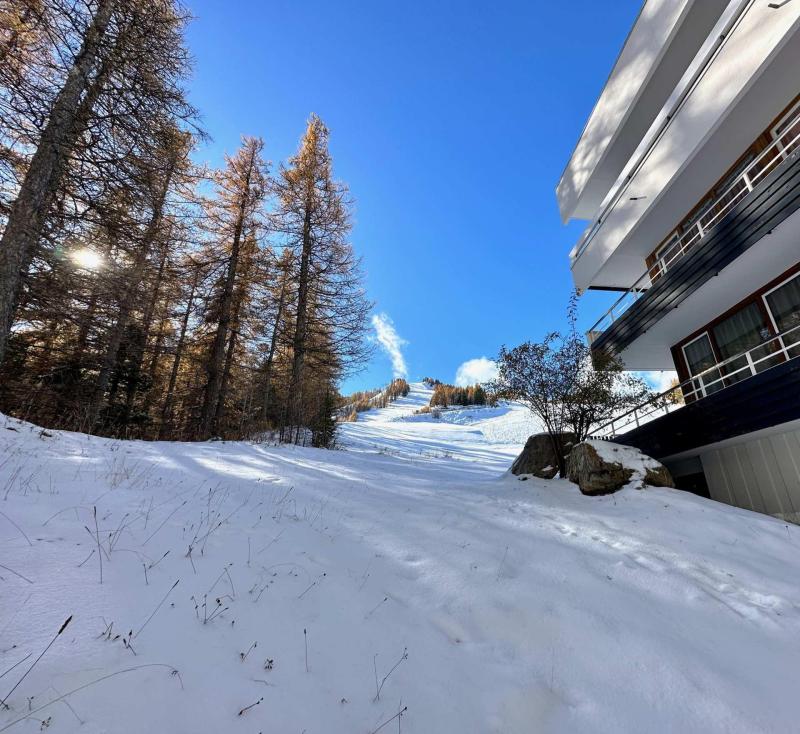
[511,432,576,479]
[643,465,674,488]
[566,440,674,496]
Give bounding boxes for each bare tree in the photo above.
[490,296,653,475]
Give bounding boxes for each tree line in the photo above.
[429,383,491,408]
[338,378,410,421]
[0,0,372,445]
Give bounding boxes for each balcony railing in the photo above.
[586,117,800,345]
[589,323,800,438]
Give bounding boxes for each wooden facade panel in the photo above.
[743,441,777,515]
[751,439,781,516]
[734,446,766,514]
[770,432,800,516]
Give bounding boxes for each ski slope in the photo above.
[338,382,543,471]
[1,383,799,733]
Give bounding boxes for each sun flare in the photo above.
[71,247,104,270]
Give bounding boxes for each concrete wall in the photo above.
[556,0,726,223]
[699,423,800,524]
[571,1,800,291]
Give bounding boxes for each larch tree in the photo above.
[1,5,372,446]
[197,136,268,439]
[273,115,373,442]
[0,0,197,364]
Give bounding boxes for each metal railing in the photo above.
[590,323,800,438]
[586,115,800,344]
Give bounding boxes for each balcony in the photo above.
[587,114,800,356]
[590,324,800,459]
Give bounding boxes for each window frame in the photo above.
[680,331,720,400]
[761,271,800,334]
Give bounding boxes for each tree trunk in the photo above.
[260,258,290,422]
[214,316,239,431]
[288,206,313,437]
[159,267,198,439]
[198,167,253,439]
[87,158,175,429]
[121,242,169,427]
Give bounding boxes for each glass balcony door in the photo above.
[764,273,800,359]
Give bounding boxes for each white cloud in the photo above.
[455,357,498,387]
[636,370,678,393]
[371,313,408,378]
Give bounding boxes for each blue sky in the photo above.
[184,0,641,393]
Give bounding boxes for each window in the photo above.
[699,152,756,232]
[712,302,781,382]
[715,152,756,196]
[764,273,800,358]
[675,270,800,402]
[712,303,767,359]
[681,199,711,232]
[682,333,722,398]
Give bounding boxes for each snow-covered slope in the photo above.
[1,388,799,733]
[338,382,543,469]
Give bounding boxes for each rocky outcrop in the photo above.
[566,441,674,496]
[511,432,576,479]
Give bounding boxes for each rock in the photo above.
[566,442,632,495]
[566,441,674,495]
[643,465,674,488]
[510,432,576,479]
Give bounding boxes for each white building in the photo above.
[558,0,800,522]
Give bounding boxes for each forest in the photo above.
[0,0,372,446]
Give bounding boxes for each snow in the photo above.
[338,383,542,466]
[1,382,799,733]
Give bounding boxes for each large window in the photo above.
[712,302,781,383]
[676,272,800,400]
[712,302,767,359]
[764,273,800,358]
